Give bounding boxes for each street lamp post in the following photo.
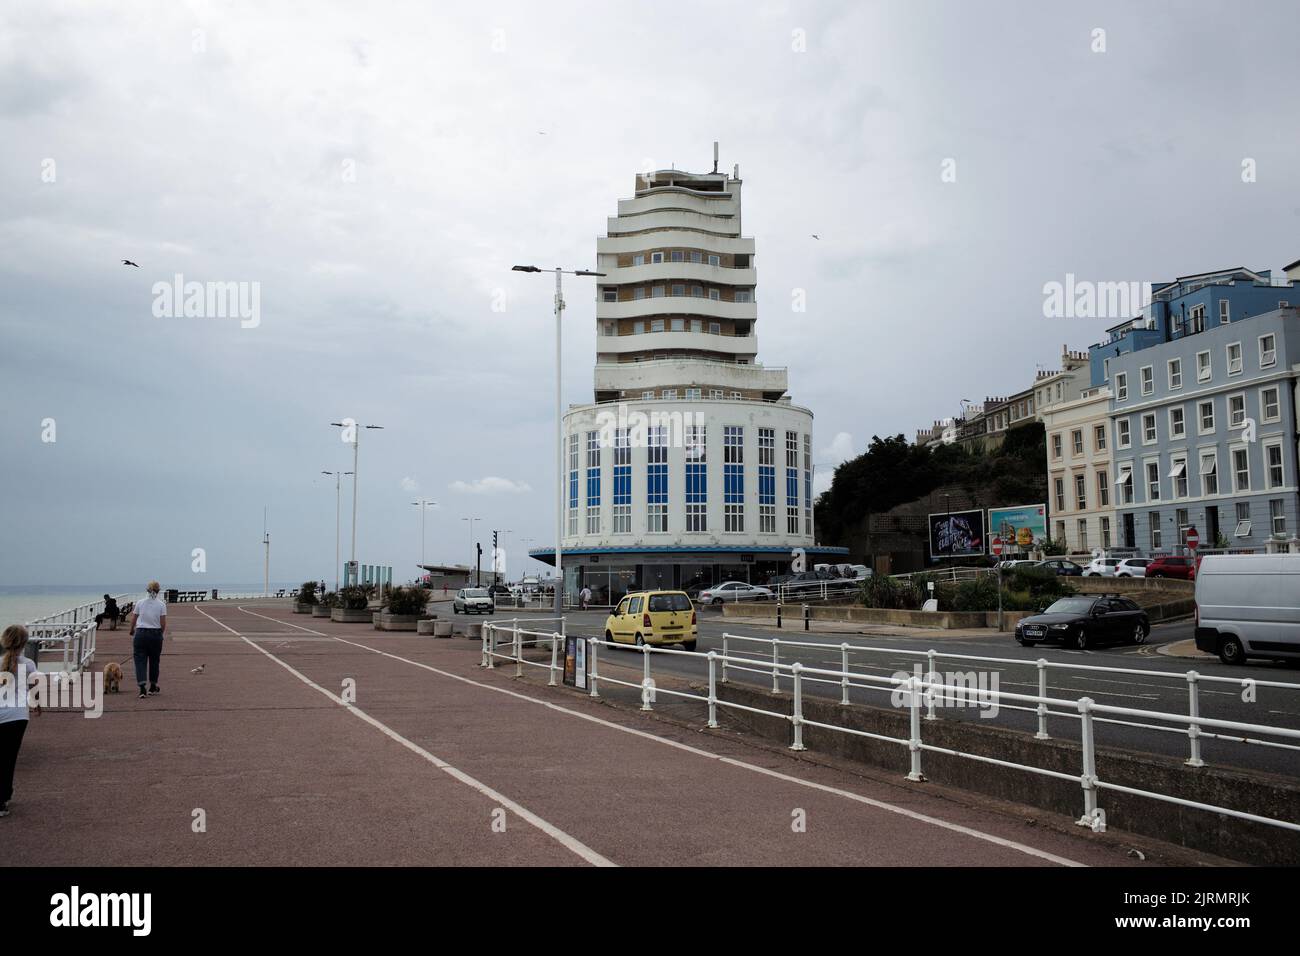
[512,264,605,613]
[412,499,438,570]
[322,470,354,591]
[461,516,480,587]
[330,421,384,585]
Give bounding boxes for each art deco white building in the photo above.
[530,154,847,603]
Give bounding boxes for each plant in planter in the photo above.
[375,586,429,631]
[294,581,318,613]
[330,585,374,623]
[312,591,338,617]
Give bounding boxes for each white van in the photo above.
[1194,554,1300,664]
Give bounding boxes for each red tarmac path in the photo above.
[3,601,1203,867]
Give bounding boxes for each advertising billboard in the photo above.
[928,509,986,559]
[987,504,1048,554]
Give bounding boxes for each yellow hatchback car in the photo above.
[604,590,698,652]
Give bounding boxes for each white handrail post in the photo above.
[588,636,600,699]
[1076,696,1099,826]
[721,634,729,683]
[513,620,522,678]
[1186,671,1205,767]
[924,648,938,720]
[481,624,490,668]
[706,651,719,729]
[791,662,806,750]
[771,639,780,693]
[640,644,653,711]
[548,631,559,686]
[840,642,850,705]
[1035,659,1050,739]
[906,676,925,781]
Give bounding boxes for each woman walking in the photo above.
[1,625,38,818]
[129,582,168,699]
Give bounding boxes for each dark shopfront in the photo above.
[539,547,852,606]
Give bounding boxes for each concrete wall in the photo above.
[713,682,1300,865]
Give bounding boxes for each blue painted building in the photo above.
[1088,265,1300,552]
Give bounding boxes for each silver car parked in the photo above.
[453,587,494,614]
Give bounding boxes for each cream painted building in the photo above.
[1041,384,1117,553]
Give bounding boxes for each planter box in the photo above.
[293,603,315,614]
[417,619,436,635]
[375,612,421,631]
[434,621,453,638]
[311,605,332,618]
[330,607,373,623]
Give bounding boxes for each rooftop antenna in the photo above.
[712,141,718,174]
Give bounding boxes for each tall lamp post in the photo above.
[491,528,513,584]
[512,264,605,613]
[330,420,384,585]
[461,516,480,587]
[322,469,354,591]
[412,499,438,573]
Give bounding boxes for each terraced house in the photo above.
[1092,263,1300,554]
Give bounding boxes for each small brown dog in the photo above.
[103,661,124,694]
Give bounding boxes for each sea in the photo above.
[0,584,305,626]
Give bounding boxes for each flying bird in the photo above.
[122,259,140,267]
[810,235,820,240]
[190,664,205,675]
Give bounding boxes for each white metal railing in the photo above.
[718,632,1300,765]
[26,592,136,629]
[26,622,97,673]
[774,579,862,604]
[480,622,1300,835]
[889,566,997,584]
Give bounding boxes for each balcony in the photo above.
[594,358,787,396]
[597,233,754,257]
[596,329,758,358]
[607,210,741,237]
[596,296,757,323]
[598,262,756,287]
[617,191,739,219]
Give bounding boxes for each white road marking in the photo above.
[313,627,1089,867]
[193,605,613,867]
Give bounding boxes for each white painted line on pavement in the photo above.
[323,629,1089,867]
[194,605,614,867]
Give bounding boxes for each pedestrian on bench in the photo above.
[94,594,120,631]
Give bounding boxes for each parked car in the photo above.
[604,590,697,651]
[1194,554,1300,664]
[1083,557,1124,577]
[698,582,774,605]
[453,588,494,614]
[1034,559,1084,576]
[1146,555,1196,580]
[487,583,511,599]
[1015,595,1150,649]
[1115,558,1150,578]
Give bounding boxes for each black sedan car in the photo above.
[1015,595,1149,649]
[1034,559,1084,576]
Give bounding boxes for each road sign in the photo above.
[991,536,1004,557]
[1186,527,1200,550]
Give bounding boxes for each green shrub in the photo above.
[1007,565,1075,603]
[385,586,429,616]
[297,581,318,605]
[951,575,999,611]
[321,591,339,609]
[338,586,370,610]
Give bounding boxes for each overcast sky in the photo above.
[3,0,1298,587]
